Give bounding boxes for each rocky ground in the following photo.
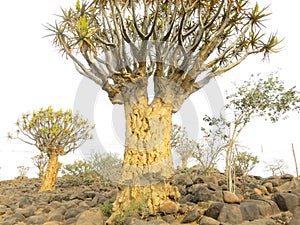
[1,168,300,225]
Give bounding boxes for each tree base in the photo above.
[106,181,180,224]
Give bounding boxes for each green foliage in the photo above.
[226,73,300,124]
[44,0,280,106]
[8,106,94,156]
[114,198,148,225]
[99,200,113,217]
[235,151,259,176]
[61,159,96,178]
[61,152,122,183]
[88,152,122,181]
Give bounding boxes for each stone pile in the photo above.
[0,169,300,225]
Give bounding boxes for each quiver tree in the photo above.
[8,106,94,191]
[46,0,280,219]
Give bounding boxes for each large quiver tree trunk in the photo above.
[110,79,181,219]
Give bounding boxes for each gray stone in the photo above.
[181,208,200,223]
[65,207,83,219]
[240,218,276,225]
[161,215,175,224]
[199,216,220,225]
[15,205,36,217]
[204,202,224,220]
[217,204,243,224]
[3,213,25,224]
[76,208,104,225]
[240,199,280,221]
[18,197,32,208]
[273,192,300,212]
[24,215,47,224]
[173,173,194,187]
[193,185,223,203]
[289,206,300,225]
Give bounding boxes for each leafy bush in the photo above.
[89,152,122,182]
[61,160,97,180]
[99,200,113,217]
[61,152,122,183]
[235,151,259,177]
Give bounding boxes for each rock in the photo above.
[24,215,47,224]
[276,180,298,192]
[0,204,8,215]
[15,205,36,217]
[49,201,62,209]
[159,201,179,214]
[43,222,61,225]
[281,174,294,180]
[289,206,300,225]
[125,217,169,225]
[70,191,86,200]
[240,199,280,221]
[217,204,243,224]
[193,185,223,203]
[76,208,104,225]
[3,213,26,224]
[65,217,78,224]
[173,173,194,187]
[223,191,241,203]
[84,190,97,198]
[193,176,219,185]
[65,207,84,219]
[240,218,276,225]
[253,188,263,196]
[273,192,300,212]
[262,182,273,193]
[198,216,220,225]
[18,197,32,208]
[161,215,175,224]
[181,208,201,223]
[204,202,224,220]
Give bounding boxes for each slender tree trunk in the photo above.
[40,152,59,192]
[181,158,188,169]
[226,143,235,193]
[110,97,180,220]
[38,166,45,179]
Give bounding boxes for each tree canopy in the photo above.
[8,106,94,155]
[46,0,280,110]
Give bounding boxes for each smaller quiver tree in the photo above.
[8,106,94,191]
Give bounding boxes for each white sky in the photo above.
[0,1,299,180]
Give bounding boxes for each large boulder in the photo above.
[217,204,243,224]
[289,206,300,225]
[273,192,300,212]
[193,185,223,203]
[240,199,280,221]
